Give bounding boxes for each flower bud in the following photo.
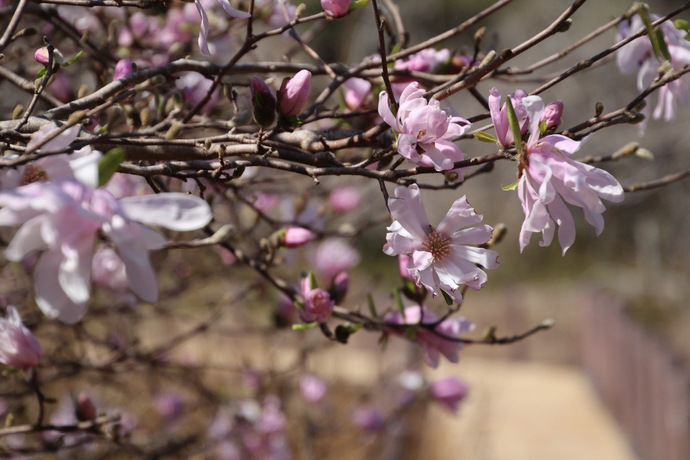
[429,377,468,413]
[330,271,349,304]
[0,307,42,371]
[76,392,97,421]
[352,406,385,431]
[321,0,351,18]
[250,76,276,129]
[540,100,564,131]
[113,59,133,81]
[300,276,334,323]
[278,70,312,117]
[281,227,315,248]
[34,46,64,67]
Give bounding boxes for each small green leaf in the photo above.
[638,5,672,62]
[393,288,405,315]
[675,19,689,32]
[307,272,317,290]
[63,50,83,67]
[367,293,378,318]
[502,178,520,191]
[474,131,497,143]
[349,0,369,12]
[292,322,318,331]
[36,67,47,79]
[539,120,547,135]
[505,98,523,155]
[97,147,126,187]
[440,289,454,306]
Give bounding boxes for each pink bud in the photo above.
[540,100,564,130]
[33,47,63,66]
[282,227,315,248]
[34,47,49,65]
[331,271,349,303]
[0,307,42,371]
[328,186,362,213]
[250,76,276,128]
[300,277,334,323]
[321,0,351,18]
[429,377,468,413]
[76,392,97,421]
[398,254,413,281]
[113,59,133,81]
[278,70,312,117]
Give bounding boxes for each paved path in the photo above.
[421,357,638,460]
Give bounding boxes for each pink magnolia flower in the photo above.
[617,15,690,123]
[321,0,351,18]
[383,184,498,303]
[195,0,250,55]
[429,376,468,413]
[0,306,42,371]
[391,48,450,95]
[299,276,334,323]
[379,82,469,178]
[308,238,360,284]
[328,186,362,213]
[0,179,212,323]
[343,77,371,110]
[277,70,312,117]
[300,374,327,403]
[488,87,529,147]
[517,96,624,254]
[384,305,474,367]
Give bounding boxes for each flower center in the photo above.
[21,165,48,185]
[423,230,451,262]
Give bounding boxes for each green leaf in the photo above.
[502,178,520,191]
[63,50,83,67]
[367,293,378,318]
[505,98,523,155]
[440,289,454,306]
[539,120,547,135]
[292,322,318,331]
[307,272,317,290]
[393,288,405,315]
[36,67,47,79]
[474,131,497,143]
[675,19,689,32]
[97,147,126,187]
[349,0,369,12]
[638,5,672,62]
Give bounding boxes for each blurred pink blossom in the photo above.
[281,227,315,248]
[384,305,474,368]
[299,276,334,323]
[0,306,42,371]
[309,238,360,283]
[300,374,327,403]
[0,180,212,323]
[328,186,362,213]
[429,376,468,413]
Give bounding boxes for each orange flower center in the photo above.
[422,231,451,262]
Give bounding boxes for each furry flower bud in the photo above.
[113,59,133,81]
[250,76,276,128]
